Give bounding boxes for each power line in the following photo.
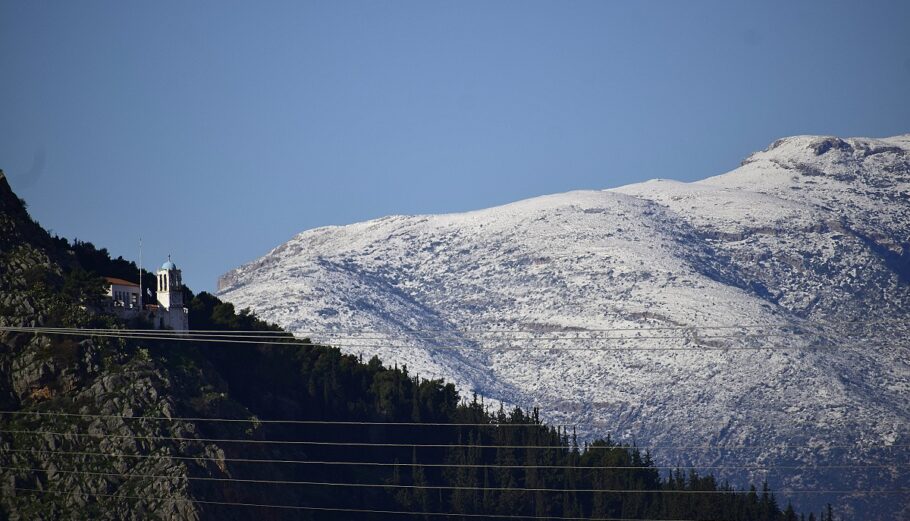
[5,316,899,334]
[2,429,905,451]
[1,486,698,521]
[0,327,881,351]
[0,410,573,427]
[1,324,877,341]
[1,466,903,495]
[4,320,904,350]
[1,325,833,340]
[0,325,816,335]
[8,324,902,343]
[11,323,904,347]
[1,448,903,472]
[6,412,907,451]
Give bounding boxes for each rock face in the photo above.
[218,135,910,519]
[0,171,273,520]
[0,171,197,519]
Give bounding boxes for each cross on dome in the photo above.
[161,254,177,271]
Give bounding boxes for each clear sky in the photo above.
[1,1,908,292]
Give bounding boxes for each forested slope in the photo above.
[0,170,812,520]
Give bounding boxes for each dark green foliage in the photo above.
[187,291,283,333]
[0,175,808,520]
[61,266,106,305]
[45,250,804,520]
[785,503,799,521]
[166,290,798,521]
[50,236,159,305]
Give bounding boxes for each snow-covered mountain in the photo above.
[218,134,910,519]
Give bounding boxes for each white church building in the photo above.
[105,277,141,310]
[105,256,189,332]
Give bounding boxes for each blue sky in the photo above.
[1,1,908,291]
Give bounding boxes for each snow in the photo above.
[218,134,910,518]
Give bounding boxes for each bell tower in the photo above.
[156,255,184,310]
[154,255,189,332]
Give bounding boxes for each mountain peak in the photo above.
[218,135,910,519]
[745,133,908,165]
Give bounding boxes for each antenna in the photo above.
[138,237,142,309]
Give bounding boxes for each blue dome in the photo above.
[161,260,176,270]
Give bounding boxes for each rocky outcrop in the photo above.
[0,171,262,520]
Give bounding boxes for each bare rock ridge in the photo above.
[218,134,910,519]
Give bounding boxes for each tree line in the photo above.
[44,236,835,520]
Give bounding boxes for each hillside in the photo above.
[0,171,803,520]
[218,134,910,519]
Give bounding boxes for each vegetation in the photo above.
[151,285,818,520]
[0,172,831,519]
[51,236,160,305]
[42,235,826,520]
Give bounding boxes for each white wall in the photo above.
[108,283,141,309]
[157,269,184,310]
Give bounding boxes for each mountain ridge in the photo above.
[0,169,805,521]
[218,134,910,519]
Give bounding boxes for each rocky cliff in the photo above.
[0,171,268,520]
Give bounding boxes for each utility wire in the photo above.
[1,325,833,338]
[4,333,858,348]
[0,448,903,471]
[10,323,904,346]
[4,316,899,334]
[22,322,909,335]
[1,466,903,495]
[0,410,572,428]
[2,430,906,451]
[1,486,698,521]
[0,324,877,341]
[0,327,881,351]
[7,324,903,342]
